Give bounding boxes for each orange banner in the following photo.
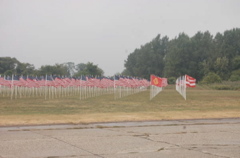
[150,75,162,87]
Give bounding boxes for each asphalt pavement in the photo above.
[0,118,240,158]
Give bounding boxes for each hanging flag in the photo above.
[176,75,186,100]
[185,75,196,87]
[161,78,168,87]
[150,75,162,87]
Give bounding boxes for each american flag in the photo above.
[185,75,196,87]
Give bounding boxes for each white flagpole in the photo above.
[45,74,47,100]
[80,75,82,100]
[11,74,14,100]
[114,75,116,100]
[184,75,187,100]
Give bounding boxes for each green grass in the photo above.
[1,85,240,116]
[0,85,240,126]
[199,81,240,90]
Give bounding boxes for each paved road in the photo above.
[0,118,240,158]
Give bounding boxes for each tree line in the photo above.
[1,28,240,83]
[0,58,104,77]
[124,28,240,83]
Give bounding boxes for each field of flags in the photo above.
[0,75,150,100]
[0,74,196,100]
[149,74,196,100]
[149,75,168,100]
[176,75,196,100]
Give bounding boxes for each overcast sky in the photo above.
[1,0,240,76]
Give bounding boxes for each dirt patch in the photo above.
[0,111,239,126]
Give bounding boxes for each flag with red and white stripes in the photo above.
[185,75,196,87]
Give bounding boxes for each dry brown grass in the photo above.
[0,85,240,126]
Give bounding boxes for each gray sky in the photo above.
[1,0,240,76]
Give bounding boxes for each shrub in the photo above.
[167,77,176,84]
[201,72,222,84]
[203,81,240,90]
[211,85,232,90]
[229,70,240,81]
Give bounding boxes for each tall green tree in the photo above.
[64,62,76,77]
[191,31,214,80]
[214,56,229,80]
[16,63,35,75]
[0,57,35,75]
[124,34,168,79]
[74,62,104,76]
[0,57,19,75]
[37,64,68,76]
[125,28,240,82]
[164,33,192,78]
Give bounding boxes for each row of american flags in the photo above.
[0,74,196,100]
[149,74,196,100]
[0,75,150,88]
[176,75,196,100]
[0,75,150,100]
[149,75,168,100]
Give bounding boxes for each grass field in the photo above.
[0,85,240,126]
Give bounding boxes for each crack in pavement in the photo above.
[5,120,240,132]
[106,127,232,158]
[2,119,239,158]
[145,137,231,158]
[31,131,105,158]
